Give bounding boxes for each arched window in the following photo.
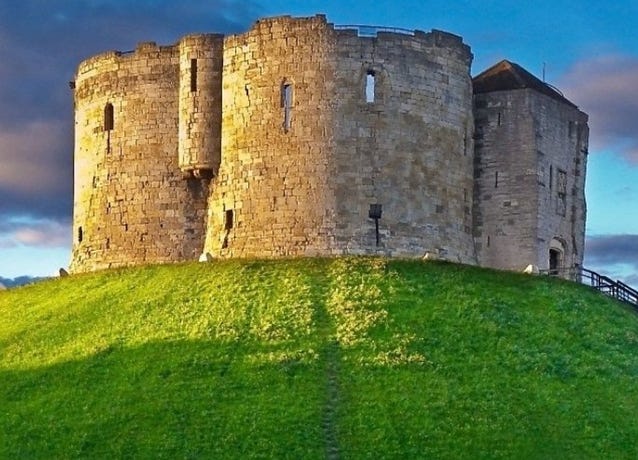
[104,103,114,131]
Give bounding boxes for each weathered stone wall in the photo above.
[203,16,338,258]
[70,42,210,273]
[203,16,476,261]
[473,89,588,271]
[531,93,588,270]
[331,28,476,262]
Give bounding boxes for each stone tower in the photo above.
[70,41,212,273]
[203,16,476,262]
[472,60,589,272]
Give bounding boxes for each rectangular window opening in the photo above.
[225,209,234,230]
[104,103,114,131]
[78,226,83,243]
[190,58,198,92]
[497,112,502,126]
[282,83,292,132]
[365,71,376,103]
[494,171,499,188]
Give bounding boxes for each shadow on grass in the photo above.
[1,339,326,459]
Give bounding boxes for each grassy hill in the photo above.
[2,257,638,458]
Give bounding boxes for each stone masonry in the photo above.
[69,15,588,274]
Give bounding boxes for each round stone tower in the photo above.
[203,15,476,263]
[70,42,211,273]
[203,16,339,257]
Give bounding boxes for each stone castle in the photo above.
[69,14,589,274]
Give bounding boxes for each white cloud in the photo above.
[0,218,70,249]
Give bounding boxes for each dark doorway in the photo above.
[549,248,561,275]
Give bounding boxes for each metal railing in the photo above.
[539,266,638,307]
[334,24,415,37]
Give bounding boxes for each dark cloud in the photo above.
[560,54,638,162]
[0,0,261,228]
[585,234,638,268]
[584,235,638,285]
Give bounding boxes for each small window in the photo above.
[549,165,553,190]
[78,226,83,243]
[224,209,234,230]
[104,103,114,131]
[282,83,293,132]
[365,70,375,103]
[497,112,502,126]
[494,171,499,188]
[190,59,197,92]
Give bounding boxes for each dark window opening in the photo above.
[78,226,83,243]
[190,59,197,92]
[282,83,293,132]
[365,70,376,103]
[549,165,553,190]
[104,103,114,131]
[497,112,502,126]
[225,209,234,230]
[494,171,499,188]
[487,235,490,247]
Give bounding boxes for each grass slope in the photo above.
[2,258,638,459]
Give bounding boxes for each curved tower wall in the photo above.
[203,16,338,257]
[203,17,476,261]
[331,28,476,262]
[70,42,209,273]
[178,34,224,177]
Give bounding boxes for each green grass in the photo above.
[2,257,638,458]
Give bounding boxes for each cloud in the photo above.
[560,54,638,162]
[585,234,638,268]
[0,218,70,249]
[0,121,73,220]
[584,235,638,285]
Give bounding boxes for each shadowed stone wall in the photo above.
[473,89,588,271]
[331,27,475,262]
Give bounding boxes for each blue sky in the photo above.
[0,0,637,282]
